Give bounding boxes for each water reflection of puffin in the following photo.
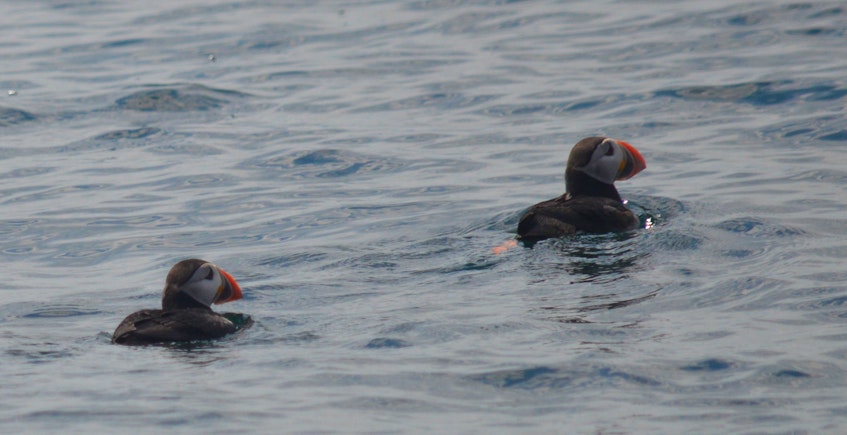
[517,137,647,241]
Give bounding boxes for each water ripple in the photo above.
[114,84,249,111]
[656,80,847,106]
[0,106,37,126]
[4,1,847,433]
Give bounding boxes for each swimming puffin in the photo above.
[112,259,244,345]
[517,137,647,241]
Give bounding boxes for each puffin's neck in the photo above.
[565,168,623,202]
[162,286,212,311]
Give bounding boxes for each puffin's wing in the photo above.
[565,197,639,233]
[112,309,160,344]
[112,309,235,345]
[518,196,637,239]
[517,196,578,239]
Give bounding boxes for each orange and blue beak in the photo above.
[214,268,243,304]
[616,140,647,180]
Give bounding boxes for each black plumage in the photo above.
[112,308,238,344]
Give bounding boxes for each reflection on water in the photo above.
[538,233,644,283]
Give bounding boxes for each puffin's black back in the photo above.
[112,308,237,345]
[517,194,638,240]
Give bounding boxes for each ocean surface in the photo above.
[2,0,847,433]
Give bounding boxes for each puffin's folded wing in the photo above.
[112,308,235,345]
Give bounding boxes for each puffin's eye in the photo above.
[604,144,614,156]
[205,268,215,280]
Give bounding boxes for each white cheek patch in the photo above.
[182,267,223,307]
[194,278,222,307]
[580,141,623,184]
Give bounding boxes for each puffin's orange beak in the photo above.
[214,268,243,304]
[615,140,646,180]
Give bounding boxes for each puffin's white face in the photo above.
[180,262,242,307]
[578,138,645,185]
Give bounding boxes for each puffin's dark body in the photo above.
[516,137,646,241]
[112,308,237,345]
[518,194,639,240]
[111,259,245,345]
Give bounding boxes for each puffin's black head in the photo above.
[565,137,646,198]
[161,259,243,310]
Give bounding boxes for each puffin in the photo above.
[112,259,245,345]
[517,137,647,241]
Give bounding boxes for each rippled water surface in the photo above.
[3,0,847,432]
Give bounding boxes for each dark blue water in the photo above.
[3,1,847,432]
